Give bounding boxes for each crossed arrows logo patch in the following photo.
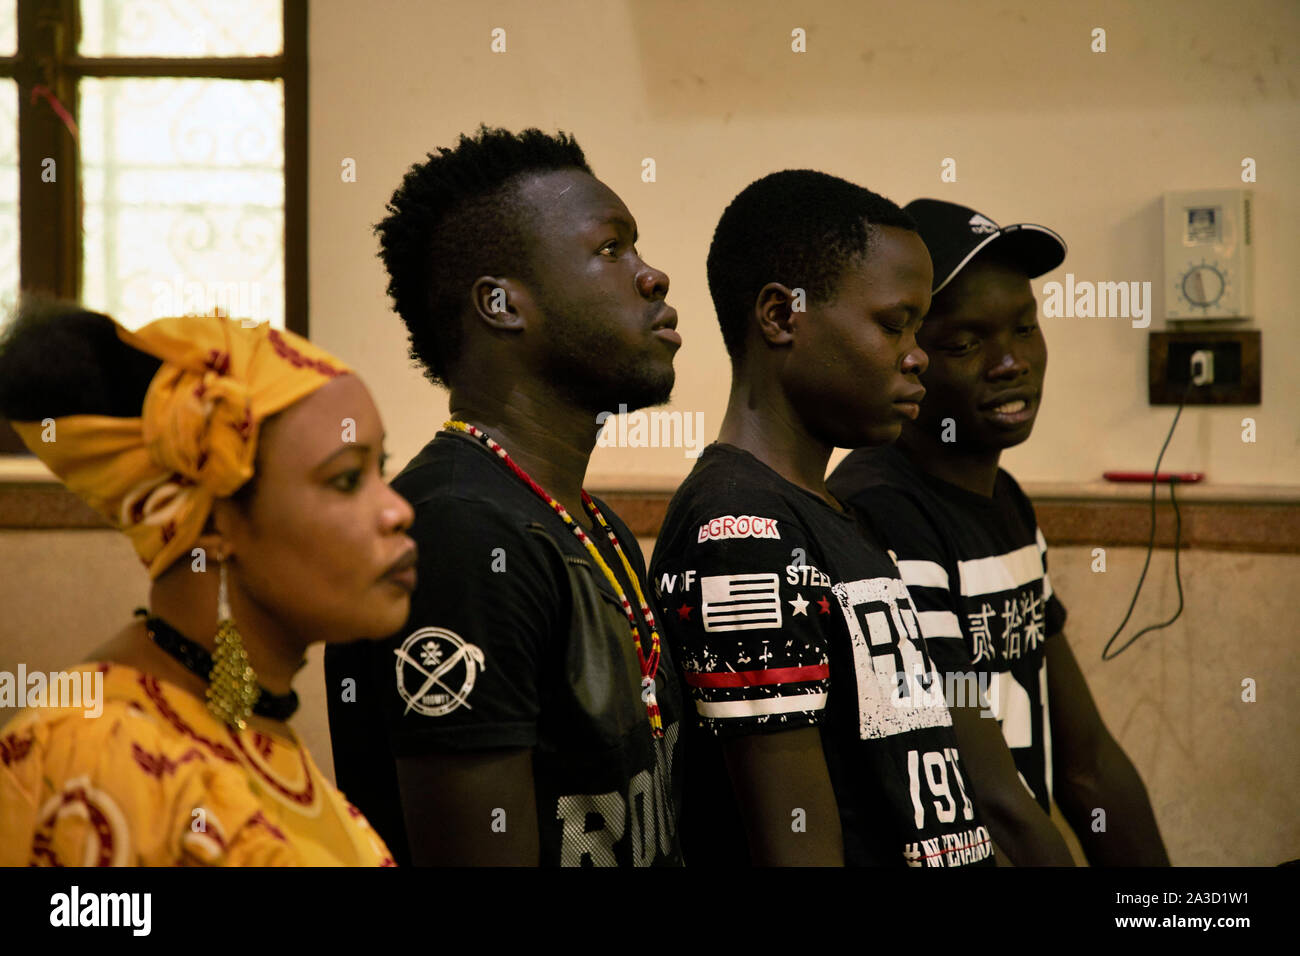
[394,626,487,717]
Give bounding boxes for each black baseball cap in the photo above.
[904,199,1067,295]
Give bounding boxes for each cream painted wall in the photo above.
[307,0,1299,489]
[2,0,1295,869]
[3,530,1296,865]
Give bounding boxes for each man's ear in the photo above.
[470,276,529,332]
[754,282,799,347]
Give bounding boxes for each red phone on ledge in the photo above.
[1103,472,1205,483]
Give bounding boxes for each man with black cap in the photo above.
[828,200,1169,865]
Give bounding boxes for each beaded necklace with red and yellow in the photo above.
[443,419,665,738]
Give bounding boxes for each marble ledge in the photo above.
[6,457,1298,505]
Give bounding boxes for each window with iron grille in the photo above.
[0,0,306,452]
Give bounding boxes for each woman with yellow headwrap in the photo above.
[0,301,417,866]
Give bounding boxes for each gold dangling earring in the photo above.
[207,557,260,730]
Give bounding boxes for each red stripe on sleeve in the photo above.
[684,664,829,688]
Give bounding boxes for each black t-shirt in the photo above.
[325,430,683,867]
[827,443,1068,811]
[650,443,994,867]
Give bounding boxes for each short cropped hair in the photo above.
[375,125,592,387]
[706,169,915,361]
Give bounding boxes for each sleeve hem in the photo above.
[695,713,823,738]
[388,722,538,755]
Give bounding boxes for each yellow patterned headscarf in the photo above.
[11,314,351,578]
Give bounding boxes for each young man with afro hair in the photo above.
[327,126,686,867]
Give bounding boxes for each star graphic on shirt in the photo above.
[677,603,694,621]
[788,593,809,616]
[817,596,831,615]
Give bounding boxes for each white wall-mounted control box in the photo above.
[1163,188,1254,321]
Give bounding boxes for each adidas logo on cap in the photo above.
[968,213,998,235]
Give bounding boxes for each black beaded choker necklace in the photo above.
[135,608,299,721]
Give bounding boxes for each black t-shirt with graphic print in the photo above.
[650,443,994,867]
[828,443,1068,812]
[325,430,683,867]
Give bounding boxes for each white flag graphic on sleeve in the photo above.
[701,573,783,632]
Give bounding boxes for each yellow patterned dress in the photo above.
[0,663,394,866]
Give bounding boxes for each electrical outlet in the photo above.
[1190,349,1214,386]
[1148,330,1260,405]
